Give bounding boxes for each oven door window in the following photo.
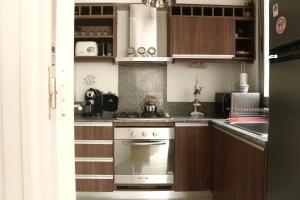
[115,140,174,175]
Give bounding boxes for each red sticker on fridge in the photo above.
[276,16,287,34]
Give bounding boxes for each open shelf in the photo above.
[74,3,116,63]
[75,35,114,39]
[75,56,114,62]
[75,4,115,16]
[170,5,254,18]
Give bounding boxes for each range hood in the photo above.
[116,4,171,65]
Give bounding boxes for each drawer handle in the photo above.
[75,157,113,162]
[76,175,113,180]
[75,140,113,145]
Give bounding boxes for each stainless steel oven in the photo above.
[114,127,174,185]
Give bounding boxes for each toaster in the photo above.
[75,41,98,56]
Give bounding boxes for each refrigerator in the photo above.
[268,1,300,200]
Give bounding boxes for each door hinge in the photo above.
[48,65,57,120]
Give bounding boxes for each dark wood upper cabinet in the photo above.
[171,17,235,56]
[169,5,255,63]
[175,126,211,191]
[211,126,266,200]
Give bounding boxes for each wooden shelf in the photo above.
[170,5,255,19]
[75,15,115,19]
[233,57,255,63]
[236,37,253,40]
[75,56,114,62]
[74,4,116,63]
[75,35,114,39]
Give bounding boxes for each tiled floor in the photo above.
[77,191,214,200]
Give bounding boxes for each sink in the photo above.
[230,122,269,137]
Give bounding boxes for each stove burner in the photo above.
[141,112,164,118]
[113,112,140,118]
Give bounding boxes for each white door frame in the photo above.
[0,0,75,199]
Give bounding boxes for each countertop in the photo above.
[75,115,212,123]
[210,119,268,148]
[75,115,268,147]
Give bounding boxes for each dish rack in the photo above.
[229,107,269,118]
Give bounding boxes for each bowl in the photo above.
[239,85,249,93]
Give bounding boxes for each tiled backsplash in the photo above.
[118,65,216,117]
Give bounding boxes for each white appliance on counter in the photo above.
[75,41,98,56]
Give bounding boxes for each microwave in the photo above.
[215,92,260,118]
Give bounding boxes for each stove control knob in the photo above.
[130,132,136,138]
[152,132,158,137]
[142,132,147,137]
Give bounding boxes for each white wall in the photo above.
[74,62,118,101]
[0,0,24,199]
[74,9,127,102]
[167,63,240,102]
[75,0,259,103]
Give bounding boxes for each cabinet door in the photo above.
[76,179,114,192]
[75,126,113,140]
[171,17,235,55]
[212,127,237,200]
[74,126,114,192]
[211,127,266,200]
[233,137,266,200]
[175,126,211,191]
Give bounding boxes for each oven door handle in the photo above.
[130,141,166,146]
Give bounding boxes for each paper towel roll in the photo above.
[239,73,248,86]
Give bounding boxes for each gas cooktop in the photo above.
[113,112,170,119]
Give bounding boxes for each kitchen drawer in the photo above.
[75,126,113,140]
[76,162,113,175]
[76,178,114,192]
[75,144,113,157]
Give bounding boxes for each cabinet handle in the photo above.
[75,140,113,145]
[75,157,113,162]
[76,175,113,180]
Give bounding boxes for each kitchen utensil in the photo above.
[239,85,249,93]
[128,47,136,57]
[99,43,108,56]
[147,47,157,57]
[143,95,158,113]
[137,47,146,57]
[143,101,158,113]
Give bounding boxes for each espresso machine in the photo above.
[82,88,103,117]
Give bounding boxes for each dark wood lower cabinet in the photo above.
[75,144,113,157]
[74,125,114,192]
[211,126,266,200]
[75,126,113,140]
[76,162,113,175]
[76,179,114,192]
[174,126,211,191]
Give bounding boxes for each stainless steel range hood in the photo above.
[116,4,171,66]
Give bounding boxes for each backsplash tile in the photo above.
[118,65,216,117]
